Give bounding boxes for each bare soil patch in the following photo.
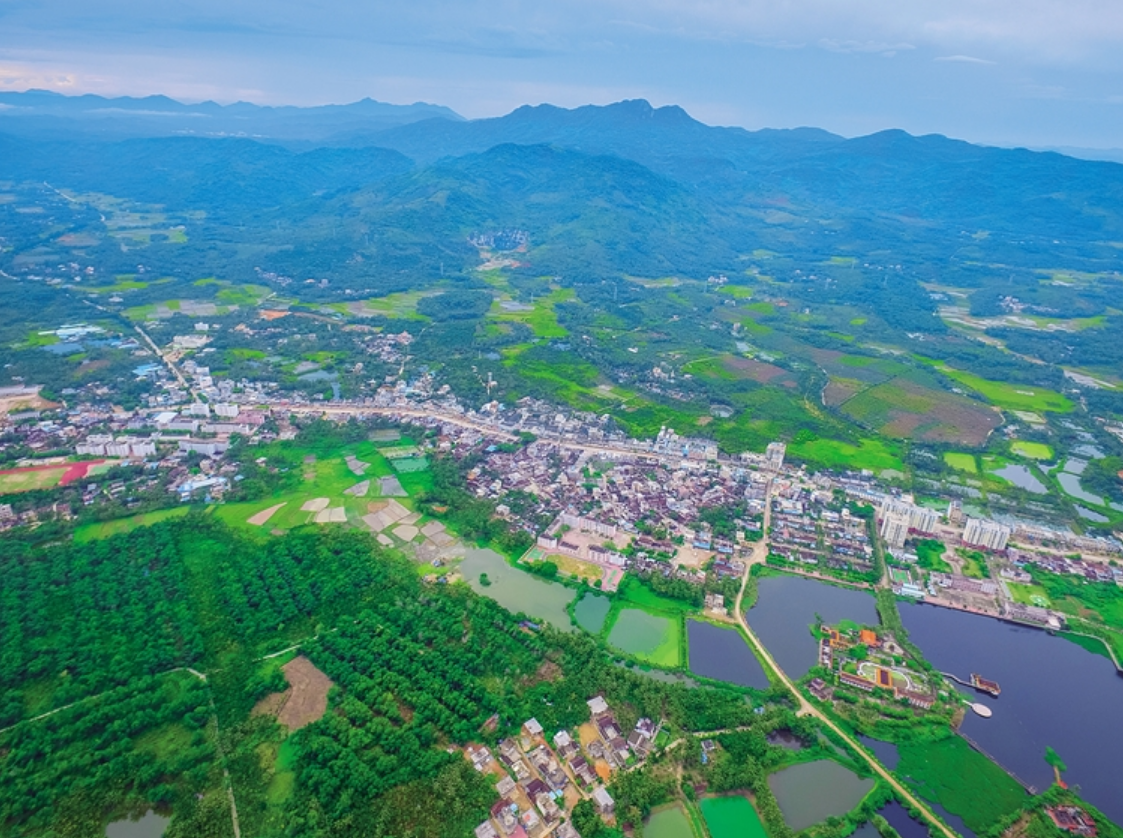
[724,356,790,384]
[248,503,286,526]
[276,656,334,732]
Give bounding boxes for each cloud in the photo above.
[818,39,915,56]
[935,54,996,64]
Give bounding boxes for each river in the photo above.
[747,574,879,678]
[899,602,1123,825]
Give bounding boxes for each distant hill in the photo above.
[0,90,463,141]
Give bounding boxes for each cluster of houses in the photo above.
[469,698,660,838]
[1046,806,1097,837]
[769,480,874,575]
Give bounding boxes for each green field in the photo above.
[607,608,682,667]
[896,736,1027,833]
[74,506,192,543]
[1006,582,1051,608]
[0,467,68,494]
[944,452,978,473]
[787,437,904,473]
[490,287,573,338]
[1011,440,1054,460]
[915,539,952,573]
[935,366,1074,413]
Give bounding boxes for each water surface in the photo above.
[574,593,612,633]
[991,464,1047,494]
[687,619,770,689]
[460,548,575,630]
[701,796,768,838]
[748,575,878,678]
[644,803,694,838]
[899,602,1123,825]
[105,811,169,838]
[768,760,875,831]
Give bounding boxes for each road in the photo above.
[736,612,960,838]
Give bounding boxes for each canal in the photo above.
[899,602,1123,825]
[747,574,879,677]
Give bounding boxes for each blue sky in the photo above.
[1,0,1121,148]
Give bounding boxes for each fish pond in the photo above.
[105,811,169,838]
[687,619,771,689]
[701,795,768,838]
[644,802,694,838]
[748,574,878,677]
[460,548,575,630]
[607,608,682,666]
[768,760,875,832]
[573,592,612,633]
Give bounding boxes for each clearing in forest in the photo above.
[274,656,334,732]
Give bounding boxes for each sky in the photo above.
[1,0,1121,149]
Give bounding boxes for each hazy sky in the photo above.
[1,0,1121,148]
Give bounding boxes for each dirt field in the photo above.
[840,377,1001,445]
[262,656,335,733]
[248,503,286,526]
[724,356,797,386]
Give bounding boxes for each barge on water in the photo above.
[971,673,1000,697]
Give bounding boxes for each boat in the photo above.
[970,673,1001,697]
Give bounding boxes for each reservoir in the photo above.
[687,619,771,689]
[899,602,1123,825]
[747,574,878,677]
[460,548,575,631]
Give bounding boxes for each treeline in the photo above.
[422,454,534,556]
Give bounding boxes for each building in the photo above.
[963,518,1011,552]
[947,499,964,524]
[1046,807,1097,837]
[765,441,786,471]
[880,513,910,549]
[592,787,615,816]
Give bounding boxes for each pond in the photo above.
[991,464,1047,494]
[858,735,899,770]
[748,574,879,678]
[701,795,768,838]
[687,619,771,689]
[644,802,694,838]
[877,801,932,838]
[768,760,875,832]
[899,601,1123,825]
[105,811,169,838]
[767,729,806,750]
[607,608,681,666]
[574,592,612,633]
[459,548,575,631]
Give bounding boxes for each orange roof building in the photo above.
[859,629,878,646]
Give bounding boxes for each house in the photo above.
[475,821,499,838]
[859,629,879,647]
[553,730,578,758]
[523,718,544,738]
[593,787,615,816]
[495,776,516,797]
[1047,807,1097,837]
[557,823,582,838]
[609,736,630,764]
[839,672,875,692]
[627,729,652,758]
[808,678,832,701]
[466,744,493,772]
[587,695,609,716]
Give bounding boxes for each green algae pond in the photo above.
[701,795,767,838]
[644,802,695,838]
[607,608,682,666]
[768,760,875,832]
[459,548,575,630]
[573,592,612,633]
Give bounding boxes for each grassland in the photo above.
[348,290,435,319]
[1006,582,1051,608]
[74,507,192,543]
[839,377,1001,445]
[933,365,1074,413]
[1011,440,1054,460]
[0,467,67,493]
[896,736,1028,833]
[787,437,904,473]
[944,452,978,473]
[489,287,573,339]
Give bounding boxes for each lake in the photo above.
[574,592,612,633]
[899,602,1123,825]
[687,619,771,689]
[768,760,875,832]
[105,811,169,838]
[644,802,694,838]
[460,548,575,630]
[748,574,878,677]
[701,795,768,838]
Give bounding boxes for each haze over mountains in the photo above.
[2,91,1122,300]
